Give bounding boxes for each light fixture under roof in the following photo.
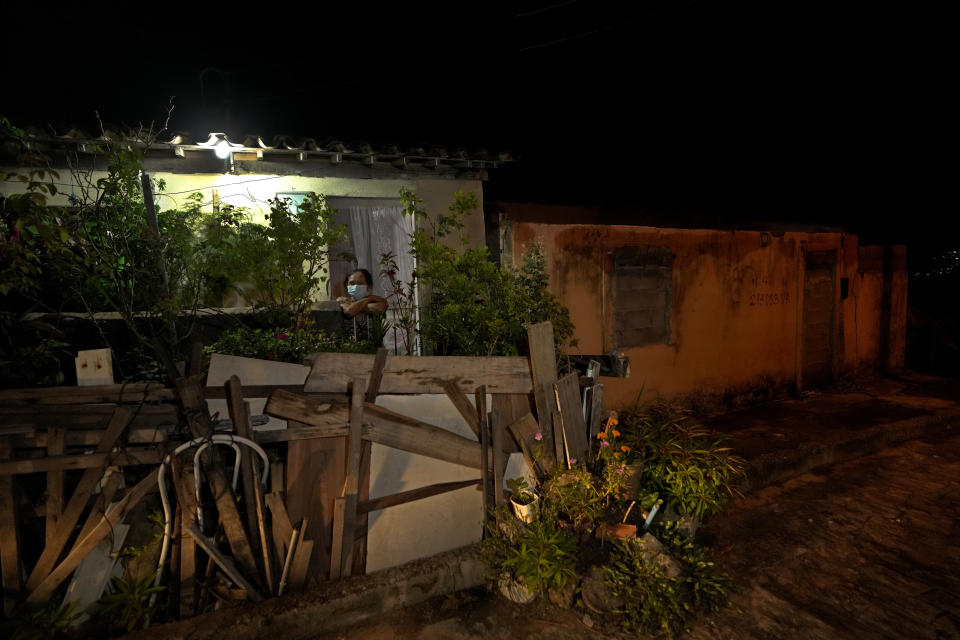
[197,133,243,159]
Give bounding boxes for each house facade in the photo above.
[0,130,499,307]
[496,202,906,409]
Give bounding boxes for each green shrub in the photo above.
[499,517,578,595]
[654,520,736,613]
[205,322,377,364]
[604,538,689,639]
[619,402,746,519]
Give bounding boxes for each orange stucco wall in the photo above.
[508,220,893,409]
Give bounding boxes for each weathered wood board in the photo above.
[554,372,588,465]
[304,354,533,394]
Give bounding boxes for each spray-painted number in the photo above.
[749,292,790,306]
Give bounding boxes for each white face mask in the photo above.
[347,283,367,299]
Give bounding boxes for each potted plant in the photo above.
[507,477,539,523]
[499,518,578,606]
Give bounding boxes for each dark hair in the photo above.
[344,268,373,288]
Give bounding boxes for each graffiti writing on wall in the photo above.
[749,291,790,306]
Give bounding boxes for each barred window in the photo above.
[612,246,673,347]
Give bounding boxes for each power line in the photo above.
[514,1,577,18]
[519,0,697,51]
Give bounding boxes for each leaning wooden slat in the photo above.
[0,448,164,476]
[442,380,482,439]
[175,376,260,583]
[478,386,491,514]
[356,350,386,577]
[527,322,558,459]
[45,427,66,547]
[170,459,198,619]
[0,383,175,405]
[27,470,157,604]
[329,497,348,580]
[363,403,482,469]
[74,471,123,545]
[491,410,506,506]
[588,383,604,454]
[25,408,134,591]
[264,388,347,426]
[265,492,293,562]
[187,523,263,603]
[288,538,315,590]
[0,440,22,615]
[491,394,528,453]
[225,376,271,591]
[554,372,588,465]
[357,479,482,514]
[304,354,533,394]
[331,377,366,579]
[507,413,549,479]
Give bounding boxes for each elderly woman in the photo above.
[337,268,388,341]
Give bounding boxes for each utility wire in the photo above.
[514,1,577,18]
[519,0,697,51]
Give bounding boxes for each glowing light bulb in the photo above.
[214,139,232,159]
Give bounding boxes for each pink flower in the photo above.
[297,322,304,329]
[534,432,543,441]
[601,441,610,448]
[267,353,275,360]
[568,457,577,465]
[279,332,287,340]
[616,466,624,474]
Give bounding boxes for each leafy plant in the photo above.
[543,467,605,532]
[10,600,80,640]
[499,517,578,595]
[619,402,746,519]
[379,250,417,355]
[399,188,574,356]
[506,477,535,505]
[97,572,165,632]
[205,321,378,363]
[604,538,689,639]
[654,520,736,613]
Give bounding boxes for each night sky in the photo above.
[2,2,953,246]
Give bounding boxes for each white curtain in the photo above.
[327,199,415,354]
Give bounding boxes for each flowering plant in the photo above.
[595,415,640,466]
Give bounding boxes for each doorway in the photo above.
[802,250,837,387]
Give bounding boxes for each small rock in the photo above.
[582,614,594,628]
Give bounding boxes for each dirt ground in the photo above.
[310,427,960,640]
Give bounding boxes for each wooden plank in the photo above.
[204,385,337,400]
[554,373,588,465]
[264,388,347,426]
[552,411,566,469]
[189,340,204,377]
[265,492,293,562]
[174,376,260,586]
[10,426,168,449]
[288,538,314,590]
[363,403,482,469]
[442,380,482,439]
[270,461,284,496]
[329,497,347,580]
[285,425,343,581]
[254,424,349,444]
[45,427,66,547]
[588,383,604,454]
[27,471,158,604]
[364,348,389,402]
[357,479,482,514]
[492,394,528,453]
[527,322,558,461]
[0,449,163,476]
[0,383,175,405]
[478,386,491,514]
[492,410,506,506]
[304,354,533,394]
[507,413,549,478]
[187,523,263,603]
[75,471,123,545]
[358,351,386,577]
[225,377,269,589]
[333,378,366,579]
[277,525,301,597]
[0,440,21,615]
[25,408,134,591]
[171,460,198,619]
